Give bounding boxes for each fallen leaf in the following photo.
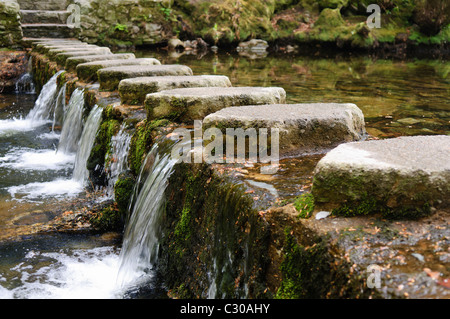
[423,268,440,281]
[437,278,450,289]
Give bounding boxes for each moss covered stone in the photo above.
[114,171,136,213]
[294,193,315,219]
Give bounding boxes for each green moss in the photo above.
[90,204,124,231]
[275,228,331,299]
[293,193,315,219]
[114,171,136,213]
[128,119,170,175]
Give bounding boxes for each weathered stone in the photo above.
[97,64,193,91]
[76,58,161,82]
[203,103,366,156]
[312,135,450,215]
[119,75,232,105]
[145,86,286,122]
[48,46,111,59]
[55,48,113,65]
[65,53,136,72]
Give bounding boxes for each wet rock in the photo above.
[119,75,232,105]
[203,103,366,156]
[76,58,161,82]
[313,135,450,217]
[54,48,113,65]
[237,39,269,54]
[97,64,193,91]
[145,86,286,122]
[65,53,136,72]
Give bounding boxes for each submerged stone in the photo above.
[97,64,194,91]
[312,135,450,217]
[119,75,232,105]
[145,86,286,122]
[203,103,365,156]
[65,53,136,72]
[76,58,161,82]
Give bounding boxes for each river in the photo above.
[0,51,448,299]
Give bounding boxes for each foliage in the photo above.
[413,0,450,36]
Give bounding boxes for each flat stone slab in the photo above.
[202,103,366,156]
[55,48,113,65]
[312,135,450,216]
[97,64,194,91]
[65,53,136,72]
[48,46,111,59]
[119,75,232,105]
[76,58,161,82]
[145,86,286,122]
[36,43,96,54]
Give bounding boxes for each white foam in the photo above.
[0,148,75,171]
[0,118,50,135]
[8,178,84,201]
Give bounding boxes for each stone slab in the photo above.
[55,48,113,65]
[119,75,232,105]
[48,46,110,59]
[312,135,450,215]
[145,86,286,122]
[76,58,161,82]
[65,53,136,72]
[97,64,194,91]
[202,103,366,155]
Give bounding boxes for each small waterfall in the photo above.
[106,124,132,198]
[52,83,66,132]
[15,73,35,94]
[73,105,103,183]
[116,142,177,288]
[58,88,85,154]
[26,71,63,123]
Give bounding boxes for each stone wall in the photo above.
[0,0,23,48]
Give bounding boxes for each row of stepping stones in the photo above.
[30,38,450,217]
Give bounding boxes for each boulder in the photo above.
[312,135,450,217]
[203,103,366,156]
[145,86,286,122]
[76,58,161,82]
[119,75,232,105]
[65,53,136,72]
[97,64,193,91]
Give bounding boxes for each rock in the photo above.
[65,53,136,72]
[318,0,349,9]
[315,8,345,28]
[119,75,232,105]
[312,135,450,217]
[48,46,111,59]
[203,103,366,156]
[315,211,331,220]
[237,39,269,53]
[145,86,286,122]
[54,48,113,65]
[76,58,161,82]
[168,38,185,51]
[97,64,193,91]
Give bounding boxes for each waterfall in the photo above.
[15,73,35,94]
[72,105,103,183]
[106,124,132,198]
[52,83,66,132]
[58,88,85,154]
[26,71,63,123]
[116,142,178,288]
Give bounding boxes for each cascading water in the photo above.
[116,142,178,288]
[72,105,103,183]
[26,71,63,124]
[14,73,35,94]
[106,123,132,198]
[52,83,66,132]
[57,88,85,154]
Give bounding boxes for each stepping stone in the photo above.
[55,48,113,65]
[98,64,193,91]
[312,135,450,217]
[76,58,161,82]
[145,86,286,122]
[119,75,232,105]
[48,46,110,59]
[34,42,89,53]
[65,53,136,72]
[202,103,366,155]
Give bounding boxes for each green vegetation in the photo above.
[294,193,315,219]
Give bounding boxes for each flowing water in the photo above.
[0,51,448,299]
